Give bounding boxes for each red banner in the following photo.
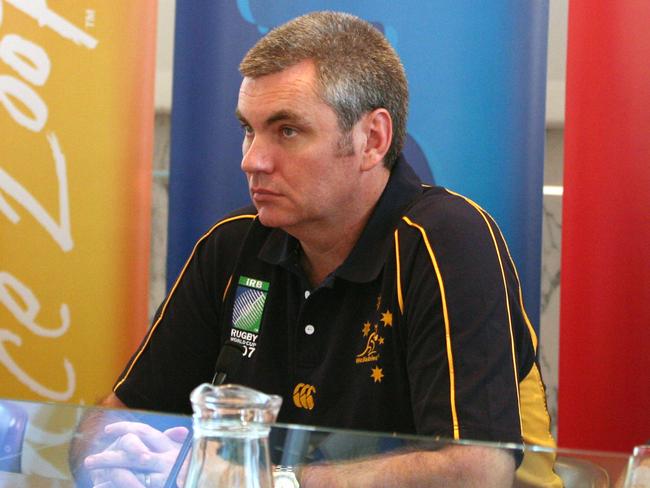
[559,1,650,452]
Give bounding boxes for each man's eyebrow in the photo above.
[234,108,309,127]
[265,109,305,126]
[234,108,247,124]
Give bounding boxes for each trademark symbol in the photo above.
[85,9,95,28]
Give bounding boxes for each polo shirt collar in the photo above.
[258,154,423,282]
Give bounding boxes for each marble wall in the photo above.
[538,128,564,435]
[150,113,171,320]
[539,197,562,434]
[149,115,565,432]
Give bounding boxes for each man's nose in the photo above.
[241,137,273,174]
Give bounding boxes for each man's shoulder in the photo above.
[184,205,263,274]
[188,206,261,262]
[403,186,490,230]
[396,185,505,257]
[202,205,259,241]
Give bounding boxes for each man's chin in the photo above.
[256,210,289,229]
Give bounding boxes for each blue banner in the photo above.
[169,1,548,331]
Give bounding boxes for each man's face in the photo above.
[236,60,365,234]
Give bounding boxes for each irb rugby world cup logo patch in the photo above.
[233,276,268,332]
[230,276,269,357]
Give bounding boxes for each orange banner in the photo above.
[0,1,156,403]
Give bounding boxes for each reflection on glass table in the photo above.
[0,397,645,487]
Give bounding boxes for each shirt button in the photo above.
[304,290,310,299]
[304,324,315,335]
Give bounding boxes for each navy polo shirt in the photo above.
[114,155,551,450]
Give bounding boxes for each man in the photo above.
[79,11,561,487]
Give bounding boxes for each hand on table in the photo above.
[84,421,188,488]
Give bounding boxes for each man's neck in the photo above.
[292,170,390,287]
[297,216,368,287]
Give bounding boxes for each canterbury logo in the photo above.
[292,383,316,410]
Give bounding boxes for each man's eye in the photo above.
[281,127,297,138]
[241,125,254,136]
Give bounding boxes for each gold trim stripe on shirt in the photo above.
[402,215,460,440]
[446,188,538,351]
[394,230,404,315]
[443,189,523,432]
[491,223,539,351]
[222,274,233,303]
[113,214,257,392]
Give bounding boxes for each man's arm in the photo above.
[101,392,127,408]
[70,393,189,488]
[300,445,515,488]
[68,393,129,486]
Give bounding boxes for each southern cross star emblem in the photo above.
[362,321,372,337]
[371,366,384,383]
[381,310,393,327]
[356,304,393,384]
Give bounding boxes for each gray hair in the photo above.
[239,11,408,169]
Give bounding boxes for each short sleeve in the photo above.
[113,213,255,413]
[400,194,531,444]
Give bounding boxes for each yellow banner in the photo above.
[0,1,156,403]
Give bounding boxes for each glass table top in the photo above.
[0,397,645,487]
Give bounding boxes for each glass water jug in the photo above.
[183,383,282,488]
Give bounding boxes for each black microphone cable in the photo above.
[163,341,244,488]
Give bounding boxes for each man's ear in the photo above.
[360,108,392,171]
